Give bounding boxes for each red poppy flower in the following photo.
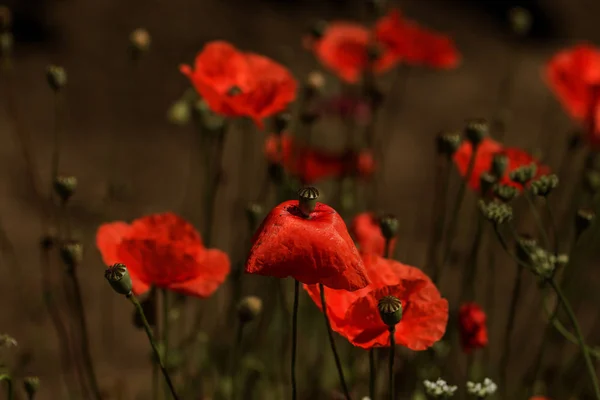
[546,44,600,148]
[264,134,375,184]
[245,200,369,291]
[180,41,297,129]
[96,213,230,297]
[453,137,550,192]
[458,302,488,353]
[374,10,460,70]
[350,212,397,256]
[307,22,395,84]
[303,253,448,350]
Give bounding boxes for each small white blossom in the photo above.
[424,378,457,398]
[466,378,497,398]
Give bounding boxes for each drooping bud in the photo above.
[245,203,264,233]
[464,119,489,146]
[274,112,292,135]
[378,295,402,327]
[508,7,532,37]
[479,172,496,196]
[509,163,537,185]
[479,200,513,225]
[129,28,151,60]
[493,184,517,203]
[105,263,133,295]
[378,214,399,241]
[237,296,263,324]
[60,240,83,270]
[530,174,559,197]
[46,65,67,92]
[23,376,40,399]
[491,154,508,178]
[575,208,595,240]
[53,175,78,203]
[297,186,319,217]
[436,132,462,157]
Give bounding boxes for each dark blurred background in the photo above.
[1,0,599,398]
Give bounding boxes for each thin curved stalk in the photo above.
[388,327,396,400]
[291,280,299,400]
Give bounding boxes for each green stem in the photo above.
[459,214,483,301]
[435,142,479,285]
[524,192,551,250]
[369,349,376,400]
[162,289,171,400]
[319,283,352,400]
[549,279,600,399]
[544,201,559,255]
[203,127,227,247]
[388,327,396,400]
[0,375,12,400]
[230,321,245,400]
[67,267,102,400]
[128,293,180,400]
[425,156,451,273]
[499,263,524,392]
[291,280,299,400]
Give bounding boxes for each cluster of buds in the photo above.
[528,247,568,280]
[423,378,458,398]
[479,200,513,225]
[466,378,497,398]
[530,174,559,197]
[493,184,517,203]
[436,131,462,157]
[509,163,537,185]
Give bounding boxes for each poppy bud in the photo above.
[493,184,517,203]
[129,28,151,60]
[297,186,320,217]
[46,65,67,92]
[530,174,559,197]
[53,175,77,203]
[105,263,133,295]
[378,214,399,241]
[491,154,508,178]
[436,132,462,157]
[309,20,328,39]
[237,296,263,324]
[464,119,489,146]
[509,163,537,185]
[245,203,264,232]
[479,200,513,225]
[0,6,11,31]
[575,208,595,240]
[479,172,496,196]
[508,7,532,37]
[378,295,402,327]
[274,112,292,135]
[584,171,600,195]
[167,99,191,126]
[60,240,83,270]
[23,376,40,398]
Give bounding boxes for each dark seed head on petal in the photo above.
[105,263,133,295]
[297,186,320,217]
[378,295,403,327]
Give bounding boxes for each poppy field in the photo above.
[1,1,600,399]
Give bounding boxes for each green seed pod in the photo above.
[105,263,133,295]
[378,295,403,327]
[297,186,320,217]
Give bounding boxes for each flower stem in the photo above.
[426,155,451,273]
[319,283,352,400]
[162,289,171,399]
[499,263,524,393]
[388,326,396,400]
[229,321,245,400]
[0,375,12,400]
[435,143,479,285]
[291,279,299,400]
[548,279,600,399]
[369,349,376,400]
[459,214,483,301]
[524,192,551,250]
[203,126,227,247]
[128,293,180,400]
[67,267,102,400]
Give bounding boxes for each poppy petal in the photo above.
[96,222,132,266]
[167,249,231,298]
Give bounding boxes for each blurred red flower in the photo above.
[350,212,397,256]
[97,213,230,297]
[304,253,448,350]
[546,44,600,148]
[307,22,394,83]
[458,302,488,353]
[453,137,550,192]
[180,41,297,129]
[245,200,369,290]
[374,10,460,70]
[264,134,375,184]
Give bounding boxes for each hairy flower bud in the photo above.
[105,263,133,295]
[378,295,402,327]
[530,174,559,197]
[237,296,263,324]
[436,132,462,157]
[46,65,67,91]
[464,119,489,146]
[479,200,513,225]
[53,175,77,203]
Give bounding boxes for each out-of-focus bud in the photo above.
[46,65,67,92]
[575,208,595,240]
[274,112,292,135]
[23,376,40,399]
[53,175,78,203]
[464,119,489,146]
[379,214,399,241]
[60,240,83,270]
[491,154,508,178]
[436,132,461,157]
[309,20,328,39]
[237,296,263,324]
[509,163,537,185]
[129,28,151,60]
[508,7,532,37]
[480,172,497,196]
